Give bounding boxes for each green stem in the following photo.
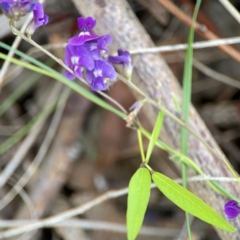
[137,130,145,162]
[181,1,201,238]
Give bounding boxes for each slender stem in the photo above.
[137,130,145,162]
[144,163,153,173]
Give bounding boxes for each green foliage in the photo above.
[181,1,202,238]
[145,111,164,163]
[152,172,235,232]
[127,168,151,240]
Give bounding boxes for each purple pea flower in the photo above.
[68,16,101,46]
[83,34,112,60]
[0,0,48,35]
[26,2,48,36]
[108,49,132,79]
[64,44,95,80]
[108,49,131,65]
[86,60,116,91]
[224,200,240,219]
[0,0,35,20]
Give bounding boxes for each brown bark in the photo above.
[71,0,240,239]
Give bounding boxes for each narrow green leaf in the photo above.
[152,172,235,232]
[145,110,164,163]
[127,168,151,240]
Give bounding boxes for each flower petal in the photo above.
[68,32,100,46]
[33,2,48,27]
[77,17,85,30]
[65,70,75,80]
[64,44,74,66]
[64,44,94,71]
[1,2,10,13]
[75,46,94,70]
[225,200,239,208]
[83,41,102,60]
[225,207,240,219]
[1,0,35,19]
[92,77,107,91]
[108,49,131,65]
[86,69,94,84]
[77,16,96,32]
[224,200,240,219]
[97,34,112,52]
[85,16,96,31]
[95,60,116,81]
[73,65,82,78]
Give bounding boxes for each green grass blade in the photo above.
[145,110,164,163]
[152,172,235,232]
[181,1,201,238]
[127,168,151,240]
[181,1,201,154]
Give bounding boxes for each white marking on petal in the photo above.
[93,69,103,77]
[79,31,90,36]
[71,56,79,65]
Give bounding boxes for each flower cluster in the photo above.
[224,200,240,219]
[64,16,131,91]
[0,0,48,35]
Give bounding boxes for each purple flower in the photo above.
[86,60,116,91]
[108,49,131,65]
[68,16,101,46]
[0,0,35,20]
[108,49,132,79]
[64,44,95,80]
[0,0,48,35]
[83,34,112,60]
[224,200,240,219]
[26,2,48,36]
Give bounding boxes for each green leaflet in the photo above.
[152,172,235,232]
[145,110,164,163]
[127,168,151,240]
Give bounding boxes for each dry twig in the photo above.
[157,0,240,62]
